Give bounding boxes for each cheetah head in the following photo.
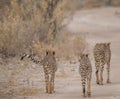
[78,53,89,61]
[105,42,111,47]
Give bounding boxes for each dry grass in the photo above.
[0,79,41,96]
[0,86,41,96]
[16,87,41,96]
[8,80,18,86]
[0,0,76,57]
[54,32,87,60]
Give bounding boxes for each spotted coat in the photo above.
[21,50,57,94]
[93,43,111,85]
[79,54,92,97]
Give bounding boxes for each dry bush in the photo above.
[0,0,75,58]
[29,31,87,61]
[55,31,73,60]
[0,0,45,57]
[54,31,87,60]
[73,34,87,56]
[0,0,100,59]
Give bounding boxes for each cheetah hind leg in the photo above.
[45,75,49,93]
[51,74,55,93]
[48,81,52,94]
[87,78,91,97]
[107,63,111,83]
[96,70,99,84]
[99,67,104,85]
[95,63,100,85]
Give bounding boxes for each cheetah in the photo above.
[21,50,57,94]
[78,54,92,97]
[94,43,111,85]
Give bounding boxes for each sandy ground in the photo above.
[0,7,120,99]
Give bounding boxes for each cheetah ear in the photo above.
[46,51,48,55]
[53,51,55,55]
[86,54,88,57]
[108,42,111,45]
